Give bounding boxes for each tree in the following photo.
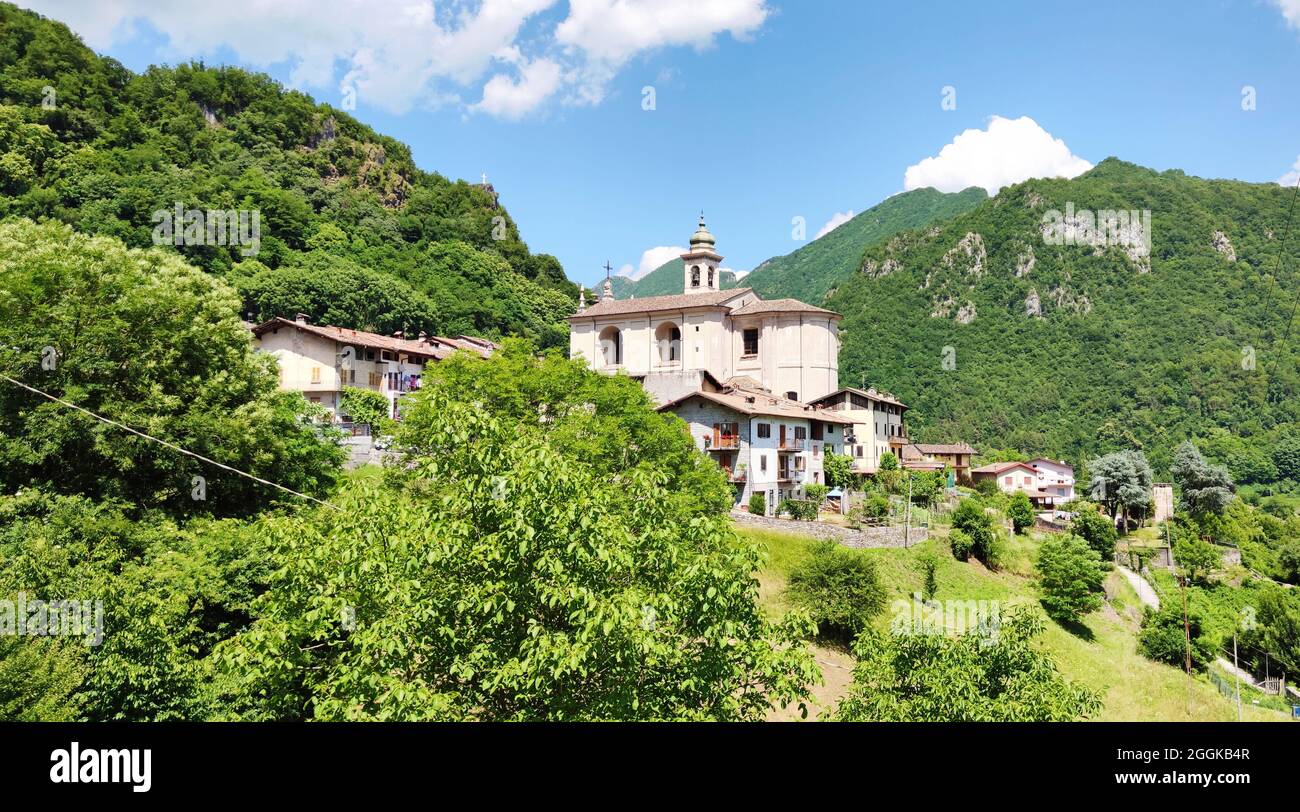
[212,382,819,720]
[1086,450,1153,531]
[1069,507,1118,560]
[823,452,854,489]
[339,387,392,433]
[1138,603,1215,671]
[837,609,1101,721]
[786,541,887,644]
[950,498,997,564]
[1170,441,1234,519]
[1271,434,1300,481]
[0,220,344,516]
[1172,526,1220,584]
[1007,491,1034,534]
[1036,535,1105,624]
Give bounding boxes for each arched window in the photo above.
[655,322,681,363]
[599,326,622,366]
[690,266,700,287]
[708,267,715,287]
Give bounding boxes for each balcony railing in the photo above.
[777,439,804,452]
[705,435,740,450]
[723,468,746,482]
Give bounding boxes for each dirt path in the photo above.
[766,643,854,721]
[1118,565,1159,610]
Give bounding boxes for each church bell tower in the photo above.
[681,214,723,295]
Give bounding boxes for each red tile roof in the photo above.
[251,317,495,361]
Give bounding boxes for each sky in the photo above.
[22,0,1300,288]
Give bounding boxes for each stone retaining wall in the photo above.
[730,509,927,549]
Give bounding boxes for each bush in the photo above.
[786,541,887,643]
[748,492,766,516]
[1036,535,1105,624]
[1008,491,1034,534]
[1069,508,1118,561]
[949,529,973,561]
[804,484,830,504]
[917,551,940,600]
[1138,604,1215,671]
[951,498,997,564]
[850,492,891,527]
[778,499,818,521]
[973,478,999,497]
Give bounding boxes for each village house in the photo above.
[568,217,842,406]
[251,314,495,422]
[900,442,976,483]
[807,386,909,473]
[971,458,1075,507]
[657,381,854,512]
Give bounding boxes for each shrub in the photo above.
[748,492,766,516]
[850,492,891,527]
[917,551,940,600]
[1069,508,1118,561]
[1138,604,1215,671]
[951,498,998,564]
[786,541,887,643]
[1007,491,1034,534]
[778,499,818,521]
[949,529,973,561]
[1036,534,1105,624]
[804,484,830,504]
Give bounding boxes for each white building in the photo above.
[251,315,494,421]
[971,458,1074,507]
[808,386,910,474]
[568,217,841,406]
[657,382,853,511]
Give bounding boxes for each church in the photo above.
[568,217,841,406]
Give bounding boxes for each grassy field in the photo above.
[744,525,1289,722]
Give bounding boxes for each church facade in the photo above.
[568,217,841,406]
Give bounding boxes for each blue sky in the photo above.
[25,0,1300,288]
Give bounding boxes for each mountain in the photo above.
[744,187,988,303]
[0,3,575,347]
[828,158,1300,476]
[606,187,985,303]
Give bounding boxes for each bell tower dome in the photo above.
[681,213,723,295]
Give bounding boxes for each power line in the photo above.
[0,373,342,512]
[1267,174,1300,347]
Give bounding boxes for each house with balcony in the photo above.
[251,314,495,422]
[657,380,853,512]
[807,386,909,473]
[1027,458,1075,505]
[971,459,1075,507]
[900,442,976,483]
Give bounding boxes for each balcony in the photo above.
[705,435,740,450]
[777,439,804,452]
[723,468,746,483]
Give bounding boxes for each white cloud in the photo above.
[618,245,686,279]
[903,115,1093,196]
[17,0,769,118]
[1280,154,1300,187]
[723,267,748,279]
[472,57,562,119]
[814,210,855,239]
[1271,0,1300,30]
[556,0,769,103]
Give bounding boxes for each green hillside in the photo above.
[610,187,985,303]
[829,159,1300,475]
[0,3,575,347]
[744,187,988,303]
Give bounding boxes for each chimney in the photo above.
[294,313,309,325]
[392,330,404,339]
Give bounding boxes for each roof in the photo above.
[914,442,975,455]
[657,388,855,425]
[571,289,750,319]
[902,460,945,471]
[809,386,908,409]
[251,317,495,361]
[1028,457,1074,471]
[971,461,1038,475]
[728,298,840,317]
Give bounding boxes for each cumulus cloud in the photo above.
[618,245,686,279]
[814,210,855,240]
[1280,154,1300,187]
[472,57,563,119]
[1272,0,1300,29]
[18,0,769,118]
[903,116,1093,196]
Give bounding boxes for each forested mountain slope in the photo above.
[830,159,1300,475]
[0,3,575,347]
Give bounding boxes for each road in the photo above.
[1118,565,1159,610]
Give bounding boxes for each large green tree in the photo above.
[0,219,344,515]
